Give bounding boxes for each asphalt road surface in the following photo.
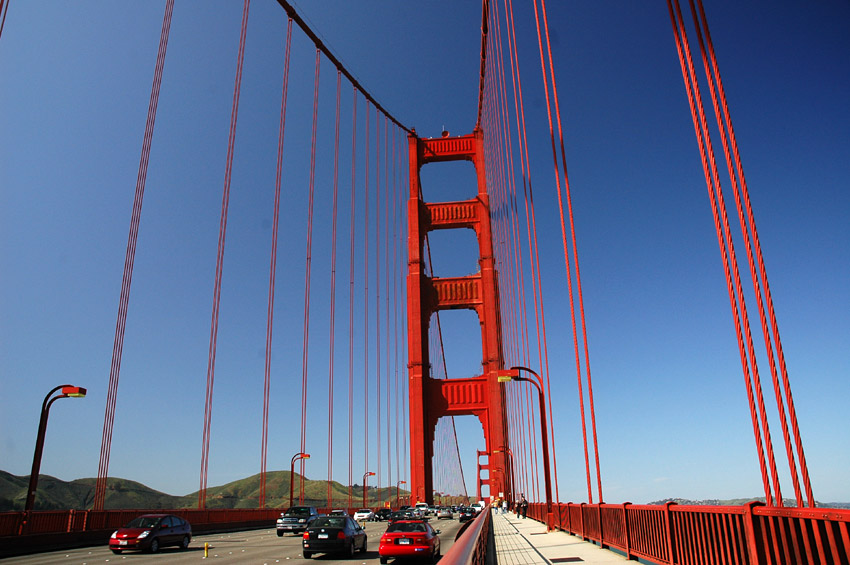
[9,518,466,565]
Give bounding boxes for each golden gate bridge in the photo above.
[1,0,848,562]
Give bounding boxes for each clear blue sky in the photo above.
[1,1,847,505]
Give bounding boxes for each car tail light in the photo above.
[337,531,346,539]
[303,532,310,540]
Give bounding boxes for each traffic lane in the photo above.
[7,518,465,565]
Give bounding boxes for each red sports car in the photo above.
[378,520,441,563]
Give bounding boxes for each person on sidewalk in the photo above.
[520,494,528,519]
[501,499,508,514]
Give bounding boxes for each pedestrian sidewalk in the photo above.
[491,510,627,565]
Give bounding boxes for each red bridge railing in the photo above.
[439,504,494,565]
[528,501,850,565]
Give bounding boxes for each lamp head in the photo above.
[62,386,86,398]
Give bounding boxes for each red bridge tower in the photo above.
[406,129,509,505]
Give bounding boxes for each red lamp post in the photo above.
[289,452,310,509]
[498,366,554,530]
[362,471,375,508]
[25,385,86,515]
[396,480,406,509]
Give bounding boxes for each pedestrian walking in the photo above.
[520,494,528,519]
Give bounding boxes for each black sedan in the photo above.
[458,507,476,523]
[302,515,367,558]
[374,508,394,521]
[388,509,417,522]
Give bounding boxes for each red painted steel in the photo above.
[522,502,850,565]
[260,16,294,510]
[437,504,492,565]
[95,0,175,512]
[199,0,251,510]
[406,130,509,506]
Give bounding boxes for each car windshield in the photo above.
[387,522,427,533]
[125,516,161,529]
[313,517,345,528]
[285,507,312,516]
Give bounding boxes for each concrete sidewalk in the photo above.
[491,510,628,565]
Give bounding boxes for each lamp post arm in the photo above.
[509,366,554,529]
[25,385,80,515]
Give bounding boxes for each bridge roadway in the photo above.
[7,511,627,565]
[8,518,465,565]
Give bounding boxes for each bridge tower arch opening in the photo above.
[406,129,509,506]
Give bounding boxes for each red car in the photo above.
[378,520,441,564]
[109,513,191,554]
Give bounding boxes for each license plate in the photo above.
[119,541,127,546]
[318,534,328,539]
[399,538,411,545]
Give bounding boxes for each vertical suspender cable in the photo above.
[505,0,544,503]
[200,0,251,510]
[500,0,530,496]
[668,0,780,505]
[95,0,174,511]
[376,111,382,498]
[492,3,525,496]
[398,135,410,496]
[260,16,293,510]
[298,48,321,503]
[690,0,812,506]
[534,0,603,504]
[327,70,342,508]
[364,101,371,498]
[674,0,785,507]
[385,118,393,495]
[393,130,403,486]
[543,0,604,504]
[348,89,358,511]
[0,0,10,42]
[392,127,401,494]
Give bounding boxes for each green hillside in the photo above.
[0,470,181,511]
[0,470,407,511]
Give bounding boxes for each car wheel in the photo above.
[180,535,190,550]
[380,557,388,564]
[360,536,368,552]
[348,540,356,558]
[277,530,284,537]
[149,538,159,553]
[303,551,313,559]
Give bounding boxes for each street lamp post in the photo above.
[396,480,406,509]
[498,366,554,530]
[362,471,375,509]
[25,385,87,514]
[289,452,311,509]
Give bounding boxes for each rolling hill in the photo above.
[0,470,407,512]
